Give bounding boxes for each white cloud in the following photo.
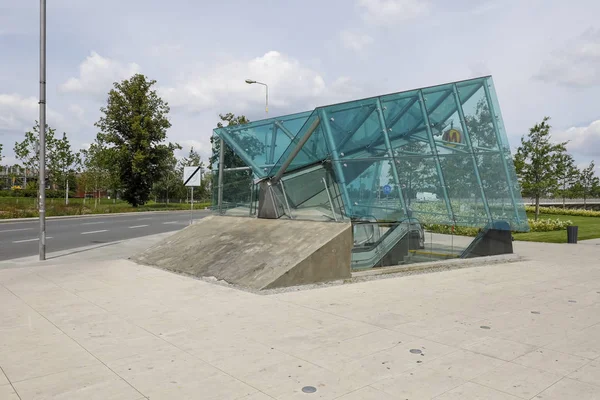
[0,93,63,132]
[535,28,600,87]
[357,0,430,25]
[161,51,361,114]
[555,119,600,158]
[60,52,140,98]
[339,30,373,51]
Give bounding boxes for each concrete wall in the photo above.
[132,216,353,290]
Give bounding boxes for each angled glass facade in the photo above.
[212,76,528,269]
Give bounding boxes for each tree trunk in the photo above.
[535,194,540,221]
[562,182,566,209]
[65,179,69,205]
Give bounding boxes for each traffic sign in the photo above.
[383,184,392,195]
[183,166,202,187]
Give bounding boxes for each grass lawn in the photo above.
[513,212,600,243]
[0,197,211,219]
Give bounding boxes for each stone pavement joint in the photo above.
[0,239,599,399]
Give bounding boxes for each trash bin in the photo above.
[567,226,578,244]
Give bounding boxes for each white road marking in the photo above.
[81,221,105,226]
[136,218,152,221]
[0,228,33,233]
[81,230,108,235]
[162,221,178,225]
[13,237,53,243]
[129,225,149,229]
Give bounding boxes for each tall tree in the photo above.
[95,74,176,206]
[514,117,568,220]
[48,133,78,204]
[14,122,57,188]
[0,143,3,163]
[80,142,108,209]
[577,161,599,209]
[210,113,260,206]
[554,153,578,208]
[209,113,251,169]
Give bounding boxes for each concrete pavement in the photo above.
[1,236,600,399]
[0,210,210,261]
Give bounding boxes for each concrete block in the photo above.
[132,215,352,290]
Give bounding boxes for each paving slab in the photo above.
[0,238,599,399]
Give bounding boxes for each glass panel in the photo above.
[268,110,330,175]
[423,89,489,227]
[458,83,499,152]
[210,76,529,269]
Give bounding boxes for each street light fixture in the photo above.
[245,79,268,115]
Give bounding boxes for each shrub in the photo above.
[525,206,600,218]
[527,218,572,232]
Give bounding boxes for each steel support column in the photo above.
[375,99,409,216]
[482,81,522,223]
[217,138,225,213]
[417,90,454,221]
[268,122,278,164]
[318,109,354,217]
[452,84,493,223]
[271,116,321,184]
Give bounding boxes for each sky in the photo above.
[1,0,599,173]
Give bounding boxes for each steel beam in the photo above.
[217,138,225,213]
[375,98,409,216]
[319,108,354,217]
[271,116,321,184]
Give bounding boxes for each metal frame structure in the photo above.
[212,76,528,233]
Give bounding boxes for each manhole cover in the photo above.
[302,386,317,393]
[410,349,422,354]
[480,326,491,330]
[531,311,541,314]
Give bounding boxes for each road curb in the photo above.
[0,209,211,223]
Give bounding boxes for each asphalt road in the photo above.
[0,210,210,261]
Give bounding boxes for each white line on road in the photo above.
[0,228,33,233]
[13,237,53,243]
[81,221,105,226]
[129,225,149,229]
[162,221,178,225]
[136,218,152,221]
[81,230,108,235]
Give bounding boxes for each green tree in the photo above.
[554,153,578,208]
[95,74,176,206]
[514,117,568,220]
[151,143,182,203]
[13,122,57,188]
[209,113,251,169]
[0,143,3,163]
[80,141,110,209]
[577,161,599,209]
[48,133,78,204]
[210,113,261,206]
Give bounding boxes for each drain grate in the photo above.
[302,386,317,394]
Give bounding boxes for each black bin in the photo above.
[567,226,578,244]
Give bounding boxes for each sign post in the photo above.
[183,166,202,225]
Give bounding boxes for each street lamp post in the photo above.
[245,79,268,115]
[39,0,47,260]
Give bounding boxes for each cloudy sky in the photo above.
[1,0,599,172]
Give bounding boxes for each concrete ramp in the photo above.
[132,215,353,290]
